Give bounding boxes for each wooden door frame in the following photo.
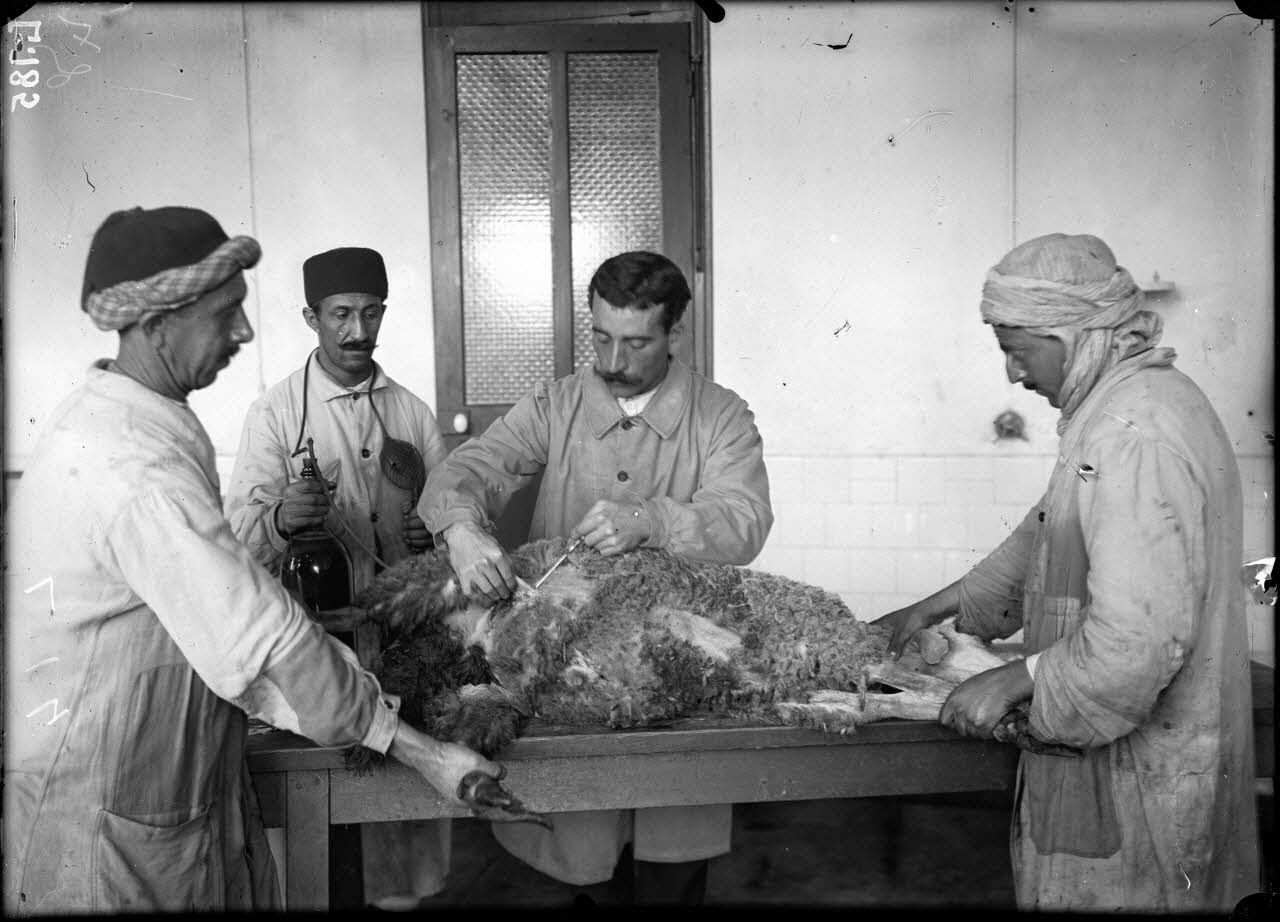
[423,18,711,445]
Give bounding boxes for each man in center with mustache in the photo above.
[224,246,453,909]
[420,250,773,905]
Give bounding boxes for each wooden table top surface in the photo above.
[247,660,1272,772]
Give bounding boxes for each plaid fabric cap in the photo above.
[83,235,261,331]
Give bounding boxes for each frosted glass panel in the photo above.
[568,53,664,368]
[457,54,554,404]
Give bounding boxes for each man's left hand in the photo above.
[572,499,650,557]
[939,659,1034,739]
[403,503,432,553]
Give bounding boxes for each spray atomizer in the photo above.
[280,438,354,613]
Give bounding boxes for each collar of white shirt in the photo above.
[616,387,658,417]
[309,358,389,403]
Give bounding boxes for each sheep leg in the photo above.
[457,771,553,828]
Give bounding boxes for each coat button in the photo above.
[1038,511,1046,522]
[621,419,634,431]
[371,512,380,523]
[617,471,629,482]
[361,448,371,458]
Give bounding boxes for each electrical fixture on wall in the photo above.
[993,409,1028,442]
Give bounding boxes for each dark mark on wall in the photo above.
[693,0,725,24]
[1209,11,1245,27]
[993,409,1027,442]
[834,320,851,337]
[1234,0,1275,19]
[819,33,852,50]
[82,165,95,192]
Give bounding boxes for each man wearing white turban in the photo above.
[876,233,1259,911]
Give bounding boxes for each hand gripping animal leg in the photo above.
[457,769,552,828]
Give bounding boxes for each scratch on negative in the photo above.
[891,109,955,143]
[109,83,194,101]
[1102,411,1192,463]
[1177,863,1191,890]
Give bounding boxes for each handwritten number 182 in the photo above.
[7,20,41,111]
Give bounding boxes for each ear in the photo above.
[140,311,168,345]
[667,318,687,347]
[303,306,320,332]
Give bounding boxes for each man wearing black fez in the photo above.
[3,210,502,914]
[224,246,452,909]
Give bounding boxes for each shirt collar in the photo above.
[583,359,692,439]
[306,353,391,402]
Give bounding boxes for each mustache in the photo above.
[340,341,376,352]
[592,366,638,387]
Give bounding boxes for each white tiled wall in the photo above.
[756,451,1276,665]
[757,453,1053,619]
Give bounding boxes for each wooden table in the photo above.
[248,661,1273,910]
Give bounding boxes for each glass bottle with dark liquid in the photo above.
[280,439,353,614]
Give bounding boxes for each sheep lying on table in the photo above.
[349,537,1055,825]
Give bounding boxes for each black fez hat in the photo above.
[303,247,388,306]
[81,206,229,310]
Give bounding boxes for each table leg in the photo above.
[286,769,331,910]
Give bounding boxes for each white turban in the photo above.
[980,233,1166,430]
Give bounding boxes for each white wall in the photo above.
[242,3,436,433]
[3,2,256,467]
[1,1,436,487]
[3,1,1273,659]
[709,1,1274,661]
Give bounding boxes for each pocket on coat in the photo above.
[93,806,221,912]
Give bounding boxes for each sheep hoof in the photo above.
[458,771,553,829]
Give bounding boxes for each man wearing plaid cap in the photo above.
[2,207,502,914]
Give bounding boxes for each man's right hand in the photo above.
[872,605,936,660]
[275,477,331,537]
[388,722,506,810]
[871,579,963,659]
[443,522,516,604]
